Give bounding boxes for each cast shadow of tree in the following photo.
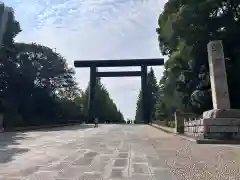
[35,124,95,132]
[0,132,29,164]
[0,124,95,165]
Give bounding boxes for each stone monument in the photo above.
[203,40,240,139]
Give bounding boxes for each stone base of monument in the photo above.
[202,109,240,140]
[203,109,240,118]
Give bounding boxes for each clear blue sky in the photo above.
[5,0,167,120]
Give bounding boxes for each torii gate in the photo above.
[74,58,164,124]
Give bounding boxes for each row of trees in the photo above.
[135,68,158,122]
[136,0,240,121]
[76,78,125,124]
[0,3,124,128]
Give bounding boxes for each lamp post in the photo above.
[0,6,10,132]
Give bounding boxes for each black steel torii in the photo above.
[74,58,164,124]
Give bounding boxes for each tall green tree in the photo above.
[2,42,82,126]
[0,2,124,128]
[135,68,158,122]
[155,0,240,117]
[0,4,21,112]
[0,3,86,127]
[135,91,142,122]
[147,68,159,119]
[80,78,125,123]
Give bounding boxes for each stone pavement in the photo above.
[0,124,240,180]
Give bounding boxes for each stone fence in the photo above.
[174,111,240,140]
[184,118,204,137]
[174,111,204,138]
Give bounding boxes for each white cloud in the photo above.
[5,0,167,119]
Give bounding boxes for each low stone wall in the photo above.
[173,111,204,138]
[184,119,204,137]
[155,111,240,140]
[184,118,240,140]
[202,118,240,139]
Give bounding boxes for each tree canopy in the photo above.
[79,78,125,124]
[0,3,124,127]
[135,68,158,122]
[154,0,240,118]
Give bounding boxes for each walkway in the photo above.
[0,125,240,180]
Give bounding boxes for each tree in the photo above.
[14,43,78,120]
[135,91,142,122]
[0,3,86,127]
[0,2,124,128]
[2,41,83,126]
[80,78,125,124]
[135,68,159,122]
[0,3,21,113]
[147,68,159,119]
[155,0,240,117]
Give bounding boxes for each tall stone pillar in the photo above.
[141,65,148,124]
[88,66,97,123]
[203,40,240,139]
[207,40,230,110]
[203,40,240,119]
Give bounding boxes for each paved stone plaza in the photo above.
[0,125,240,180]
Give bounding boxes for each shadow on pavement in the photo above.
[0,132,29,164]
[0,124,95,164]
[35,124,95,132]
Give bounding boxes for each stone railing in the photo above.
[174,111,204,137]
[184,118,204,137]
[153,111,204,137]
[161,110,240,140]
